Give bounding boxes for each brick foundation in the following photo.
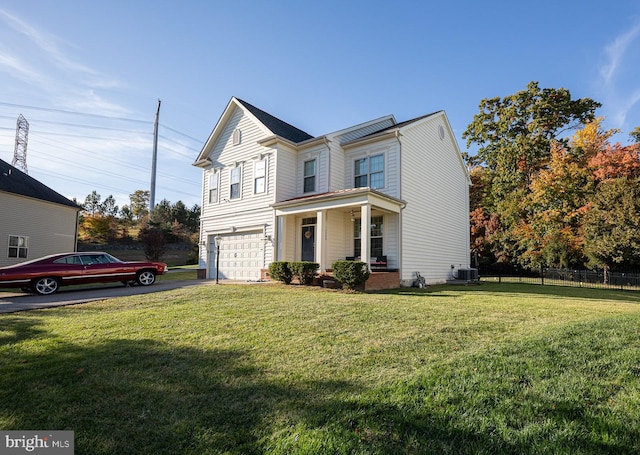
[365,271,400,291]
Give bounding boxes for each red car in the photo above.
[0,252,168,295]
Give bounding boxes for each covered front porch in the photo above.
[271,188,406,279]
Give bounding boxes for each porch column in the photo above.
[276,215,283,261]
[360,204,371,270]
[316,209,326,271]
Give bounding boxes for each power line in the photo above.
[0,101,152,124]
[29,136,200,186]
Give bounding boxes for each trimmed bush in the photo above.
[332,260,370,290]
[268,261,293,284]
[290,261,319,285]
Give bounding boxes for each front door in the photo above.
[301,225,315,262]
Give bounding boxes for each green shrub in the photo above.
[268,261,293,284]
[332,260,370,290]
[290,261,319,285]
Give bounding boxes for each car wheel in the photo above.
[136,270,156,286]
[32,277,60,295]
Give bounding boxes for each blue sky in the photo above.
[0,1,639,209]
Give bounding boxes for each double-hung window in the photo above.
[209,171,219,203]
[353,216,383,258]
[8,235,28,258]
[354,154,384,189]
[303,159,316,193]
[230,166,241,200]
[254,159,266,194]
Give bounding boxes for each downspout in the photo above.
[324,137,331,191]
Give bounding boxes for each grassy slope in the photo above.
[1,283,639,454]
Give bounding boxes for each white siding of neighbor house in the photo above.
[0,192,78,267]
[399,113,470,284]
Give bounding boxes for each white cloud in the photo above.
[598,20,640,132]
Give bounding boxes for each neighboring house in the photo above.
[0,158,81,268]
[193,97,471,287]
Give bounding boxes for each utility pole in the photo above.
[149,99,161,215]
[12,114,29,173]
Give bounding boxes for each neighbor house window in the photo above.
[8,235,28,258]
[209,171,219,203]
[230,166,241,199]
[303,159,316,193]
[354,154,384,189]
[254,158,266,194]
[353,216,383,258]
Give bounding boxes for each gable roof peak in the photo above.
[233,97,314,143]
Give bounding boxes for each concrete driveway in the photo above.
[0,280,208,314]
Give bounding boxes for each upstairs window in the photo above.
[303,159,316,193]
[354,154,384,189]
[254,159,266,194]
[209,171,219,203]
[8,235,28,258]
[230,166,241,199]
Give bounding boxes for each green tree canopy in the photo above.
[463,81,601,201]
[583,177,640,276]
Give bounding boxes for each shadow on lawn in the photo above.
[1,334,637,454]
[380,282,640,304]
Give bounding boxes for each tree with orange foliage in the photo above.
[589,142,640,181]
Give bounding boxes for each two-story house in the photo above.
[193,97,471,287]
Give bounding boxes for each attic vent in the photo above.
[438,125,445,140]
[233,128,242,145]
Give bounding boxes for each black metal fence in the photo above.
[479,265,640,291]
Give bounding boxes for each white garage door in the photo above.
[210,231,263,281]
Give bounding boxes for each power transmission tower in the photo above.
[12,114,29,173]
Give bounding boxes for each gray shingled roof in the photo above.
[236,98,314,143]
[0,159,80,209]
[365,111,441,137]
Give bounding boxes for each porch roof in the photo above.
[271,187,406,216]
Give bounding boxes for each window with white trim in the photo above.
[254,158,266,194]
[8,235,28,258]
[354,154,384,189]
[230,166,241,199]
[354,216,383,258]
[209,171,219,203]
[303,159,316,193]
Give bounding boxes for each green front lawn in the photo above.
[1,283,640,454]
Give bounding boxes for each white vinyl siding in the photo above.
[399,115,470,283]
